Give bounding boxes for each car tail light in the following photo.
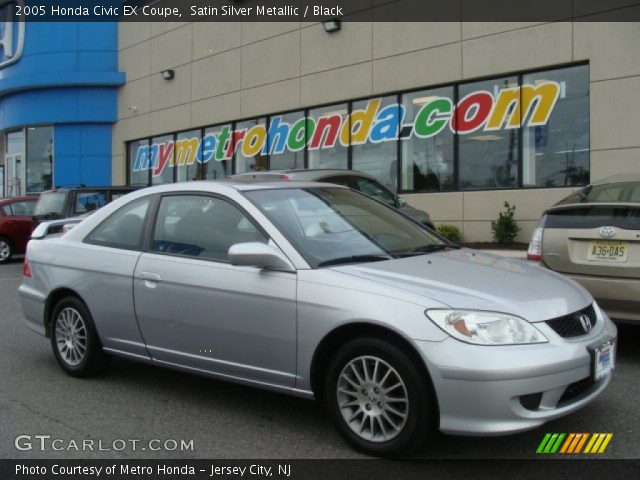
[280,175,290,181]
[527,215,547,261]
[23,256,31,278]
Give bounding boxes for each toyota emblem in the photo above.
[599,226,616,238]
[579,314,592,333]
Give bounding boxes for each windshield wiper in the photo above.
[392,244,461,257]
[317,254,393,267]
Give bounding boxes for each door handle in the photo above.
[139,272,162,282]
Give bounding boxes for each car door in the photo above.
[133,193,297,388]
[5,200,37,252]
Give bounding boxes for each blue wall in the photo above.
[0,22,124,188]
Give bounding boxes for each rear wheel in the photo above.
[0,237,13,264]
[50,296,110,377]
[324,336,436,456]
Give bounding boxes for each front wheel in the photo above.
[324,336,436,456]
[50,297,110,377]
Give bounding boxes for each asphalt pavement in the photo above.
[1,260,638,459]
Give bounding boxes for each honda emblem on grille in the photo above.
[599,226,616,238]
[578,314,592,333]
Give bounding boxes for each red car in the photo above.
[0,196,39,264]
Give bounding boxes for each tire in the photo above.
[0,236,13,264]
[324,336,436,457]
[50,296,110,377]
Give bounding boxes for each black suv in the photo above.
[32,185,141,227]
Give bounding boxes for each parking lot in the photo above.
[1,259,638,459]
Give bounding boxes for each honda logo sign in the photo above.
[0,0,25,69]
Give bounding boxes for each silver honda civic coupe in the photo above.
[19,181,616,456]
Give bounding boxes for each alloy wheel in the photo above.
[336,355,409,443]
[55,307,88,367]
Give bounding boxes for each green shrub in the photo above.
[436,224,463,243]
[491,201,521,245]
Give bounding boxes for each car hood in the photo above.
[332,249,591,322]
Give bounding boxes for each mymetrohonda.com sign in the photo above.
[133,81,560,177]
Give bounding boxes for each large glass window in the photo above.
[307,104,349,170]
[152,195,267,262]
[401,87,455,192]
[129,139,150,186]
[126,64,590,194]
[352,96,398,191]
[204,124,232,180]
[268,111,305,170]
[458,77,520,190]
[235,118,268,174]
[26,126,53,193]
[151,135,174,185]
[522,65,590,187]
[176,130,202,182]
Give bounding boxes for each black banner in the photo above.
[2,459,640,480]
[3,0,640,22]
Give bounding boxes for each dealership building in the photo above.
[1,16,639,241]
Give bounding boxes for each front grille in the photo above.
[546,304,597,338]
[558,377,596,406]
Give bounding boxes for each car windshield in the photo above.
[557,181,640,205]
[245,187,447,268]
[34,192,66,216]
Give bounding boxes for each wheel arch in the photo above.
[309,322,438,412]
[43,288,87,338]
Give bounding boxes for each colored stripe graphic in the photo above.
[538,433,613,454]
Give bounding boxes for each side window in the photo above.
[75,191,108,214]
[1,205,12,215]
[152,195,267,262]
[85,197,151,250]
[352,177,397,207]
[11,201,37,216]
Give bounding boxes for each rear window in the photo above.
[557,181,640,205]
[546,206,640,230]
[34,192,66,216]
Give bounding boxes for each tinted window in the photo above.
[85,197,151,250]
[152,195,267,262]
[11,200,37,216]
[34,192,66,216]
[74,192,108,214]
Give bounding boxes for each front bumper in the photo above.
[416,306,617,435]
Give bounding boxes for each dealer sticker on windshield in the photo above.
[593,341,615,381]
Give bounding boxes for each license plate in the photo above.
[587,240,628,263]
[593,342,615,381]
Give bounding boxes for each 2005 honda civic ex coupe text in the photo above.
[19,182,616,456]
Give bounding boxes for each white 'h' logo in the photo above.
[0,0,25,69]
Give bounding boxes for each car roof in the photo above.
[0,195,39,205]
[231,169,375,181]
[591,173,640,185]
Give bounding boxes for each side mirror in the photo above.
[228,242,294,272]
[397,196,407,207]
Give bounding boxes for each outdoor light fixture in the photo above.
[322,19,341,33]
[160,69,175,80]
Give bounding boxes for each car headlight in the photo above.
[425,309,548,345]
